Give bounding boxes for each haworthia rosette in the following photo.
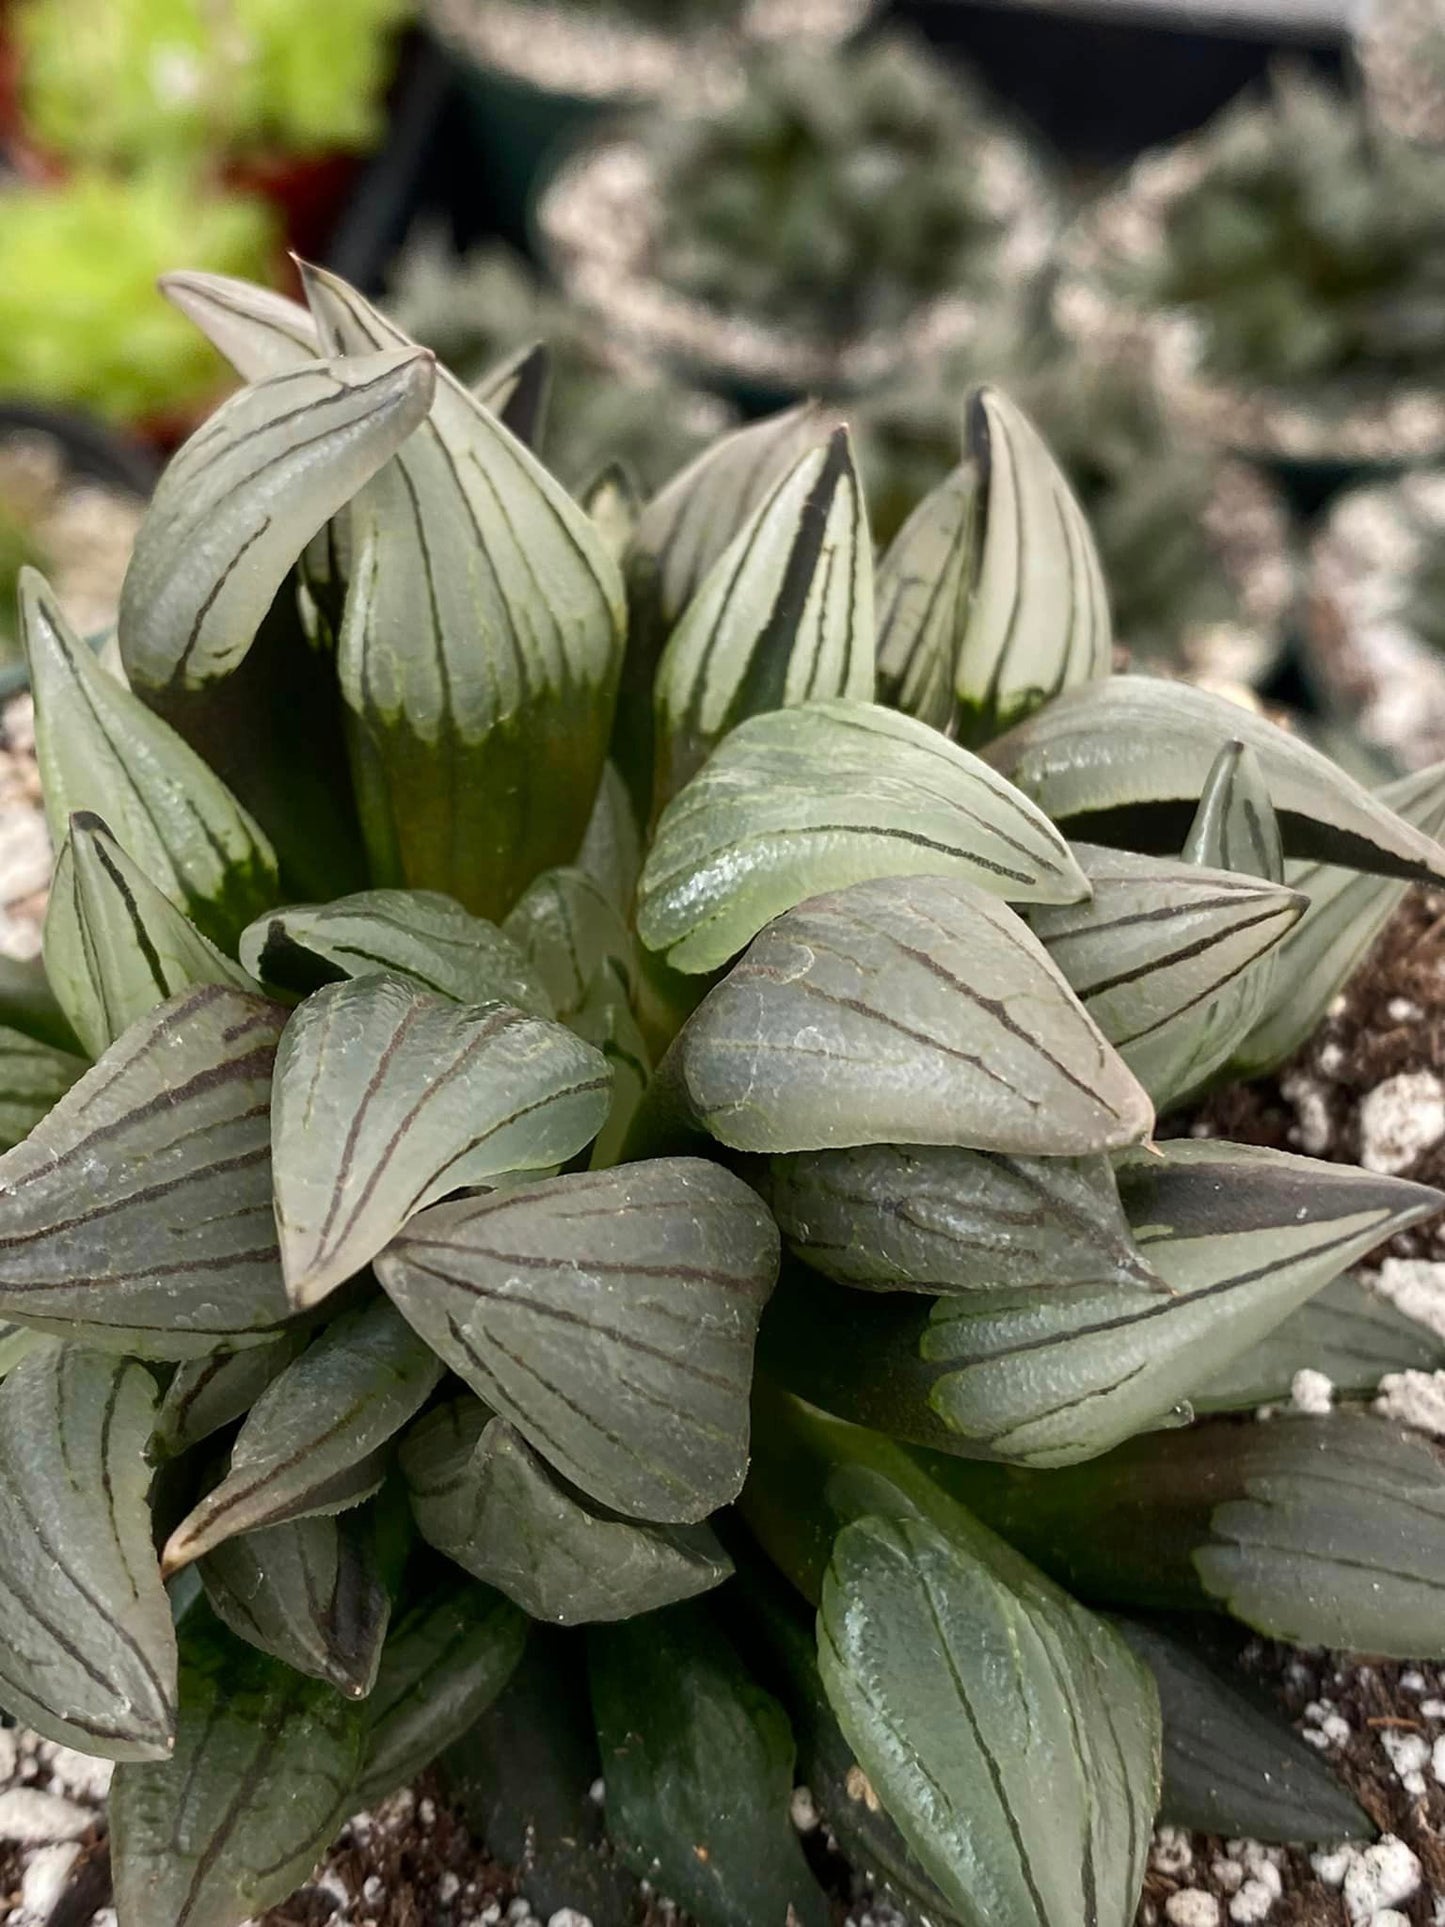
[652,427,875,809]
[20,571,278,949]
[118,349,436,695]
[637,700,1090,974]
[675,873,1154,1156]
[270,973,611,1307]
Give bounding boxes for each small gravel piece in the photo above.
[1289,1367,1334,1414]
[1359,1070,1445,1173]
[1166,1892,1221,1927]
[0,1786,94,1843]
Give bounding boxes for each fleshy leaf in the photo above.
[154,1333,309,1459]
[119,348,435,696]
[638,700,1089,974]
[582,462,640,559]
[1194,1273,1445,1412]
[875,461,976,734]
[1115,1617,1369,1845]
[674,873,1153,1156]
[988,675,1445,883]
[769,1143,1158,1296]
[1183,740,1284,881]
[240,887,551,1014]
[0,1344,175,1759]
[1234,758,1445,1075]
[401,1400,731,1624]
[272,974,611,1307]
[376,1160,779,1523]
[503,865,635,1023]
[301,264,626,921]
[0,953,84,1053]
[20,571,278,948]
[356,1574,529,1807]
[652,426,875,808]
[45,811,257,1059]
[0,1323,46,1377]
[0,1025,85,1151]
[111,1609,366,1927]
[160,269,321,378]
[571,958,650,1169]
[814,1446,1158,1927]
[162,1299,444,1571]
[952,387,1112,744]
[473,340,551,448]
[200,1512,389,1698]
[590,1601,828,1927]
[0,986,291,1355]
[1030,844,1304,1111]
[576,761,643,916]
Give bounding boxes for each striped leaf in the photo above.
[1029,844,1305,1111]
[590,1601,828,1927]
[1194,1273,1444,1412]
[111,1610,366,1927]
[503,865,635,1023]
[1115,1617,1368,1845]
[0,986,291,1356]
[875,461,977,734]
[0,1323,47,1377]
[240,887,551,1014]
[154,1332,308,1459]
[652,426,875,809]
[572,958,650,1170]
[118,348,435,696]
[638,700,1089,975]
[199,1513,390,1699]
[376,1160,779,1524]
[0,953,84,1054]
[811,1433,1159,1927]
[162,1298,444,1573]
[473,340,551,449]
[301,264,626,922]
[619,401,839,814]
[952,387,1112,745]
[988,675,1445,884]
[576,761,643,916]
[583,463,641,559]
[0,1025,85,1150]
[1234,758,1445,1075]
[160,269,321,378]
[674,873,1154,1156]
[20,571,278,949]
[271,974,611,1308]
[0,1345,175,1759]
[769,1143,1158,1296]
[357,1575,528,1807]
[401,1400,730,1624]
[1183,739,1284,881]
[45,811,257,1060]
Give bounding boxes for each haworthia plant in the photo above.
[0,266,1442,1927]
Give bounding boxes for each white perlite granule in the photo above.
[1166,1892,1222,1927]
[1368,1256,1445,1339]
[1280,1072,1333,1156]
[1358,1071,1445,1174]
[17,1841,80,1922]
[1290,1368,1335,1415]
[1152,1826,1194,1876]
[0,1787,93,1843]
[1314,1836,1423,1922]
[1381,1727,1432,1796]
[1376,1369,1445,1436]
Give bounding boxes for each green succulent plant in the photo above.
[1138,66,1445,388]
[2,262,1445,1927]
[18,0,411,166]
[647,35,1022,346]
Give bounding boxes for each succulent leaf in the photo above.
[199,1512,390,1699]
[0,986,290,1355]
[652,426,875,809]
[20,571,279,949]
[582,463,641,559]
[240,887,551,1013]
[356,1574,529,1808]
[769,1143,1156,1296]
[46,811,258,1059]
[988,675,1445,883]
[1030,843,1305,1110]
[376,1160,779,1524]
[503,865,636,1023]
[300,263,626,921]
[270,974,611,1307]
[952,387,1113,744]
[1183,739,1284,881]
[0,953,85,1054]
[875,460,976,735]
[472,339,551,448]
[401,1399,731,1624]
[111,1610,366,1927]
[0,1024,85,1150]
[571,958,651,1169]
[0,1343,176,1759]
[1114,1616,1369,1845]
[575,761,643,916]
[589,1601,828,1927]
[674,873,1154,1155]
[118,348,435,696]
[637,699,1090,974]
[154,1332,309,1459]
[160,269,321,378]
[162,1299,444,1572]
[1234,756,1445,1074]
